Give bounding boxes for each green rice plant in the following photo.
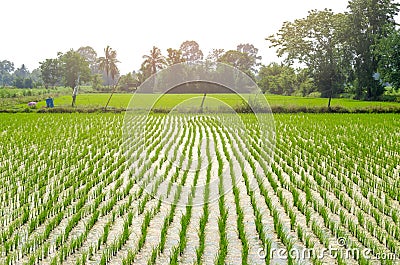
[391,211,399,224]
[212,134,229,265]
[138,211,152,250]
[169,246,179,265]
[357,210,365,227]
[305,208,312,226]
[297,225,304,242]
[147,245,160,265]
[312,258,323,265]
[305,235,314,248]
[148,124,197,263]
[195,204,209,265]
[178,208,191,255]
[1,112,400,264]
[289,209,297,231]
[320,207,329,227]
[263,237,272,264]
[232,186,249,265]
[99,252,106,265]
[195,126,213,264]
[216,207,228,265]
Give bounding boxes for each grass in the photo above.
[0,87,70,108]
[12,93,400,111]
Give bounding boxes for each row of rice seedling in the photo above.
[217,126,250,265]
[110,116,190,264]
[149,121,198,265]
[195,123,212,265]
[121,115,202,264]
[256,114,400,264]
[1,115,131,264]
[1,113,398,264]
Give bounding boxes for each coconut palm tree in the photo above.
[98,45,120,88]
[98,46,120,110]
[142,46,166,75]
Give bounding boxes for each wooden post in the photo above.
[104,76,121,111]
[200,93,207,112]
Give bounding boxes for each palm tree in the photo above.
[98,45,120,88]
[142,46,166,75]
[98,46,120,110]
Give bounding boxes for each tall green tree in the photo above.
[23,78,33,89]
[0,60,14,87]
[77,46,98,74]
[218,50,256,79]
[91,74,103,91]
[296,68,318,96]
[257,63,300,95]
[39,58,61,88]
[236,43,262,72]
[267,9,352,106]
[374,25,400,90]
[13,64,31,88]
[30,68,42,86]
[98,45,120,88]
[348,0,399,99]
[14,77,23,88]
[59,50,91,88]
[14,64,29,79]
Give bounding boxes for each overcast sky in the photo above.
[1,0,391,74]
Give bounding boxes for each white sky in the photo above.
[0,0,389,74]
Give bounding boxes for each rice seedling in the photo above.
[1,113,398,264]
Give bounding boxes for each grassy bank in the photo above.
[11,93,400,110]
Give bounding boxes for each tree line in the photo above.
[0,41,265,93]
[0,46,119,91]
[0,62,41,89]
[0,0,399,101]
[267,0,400,101]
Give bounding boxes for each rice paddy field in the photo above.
[0,113,399,265]
[17,93,400,110]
